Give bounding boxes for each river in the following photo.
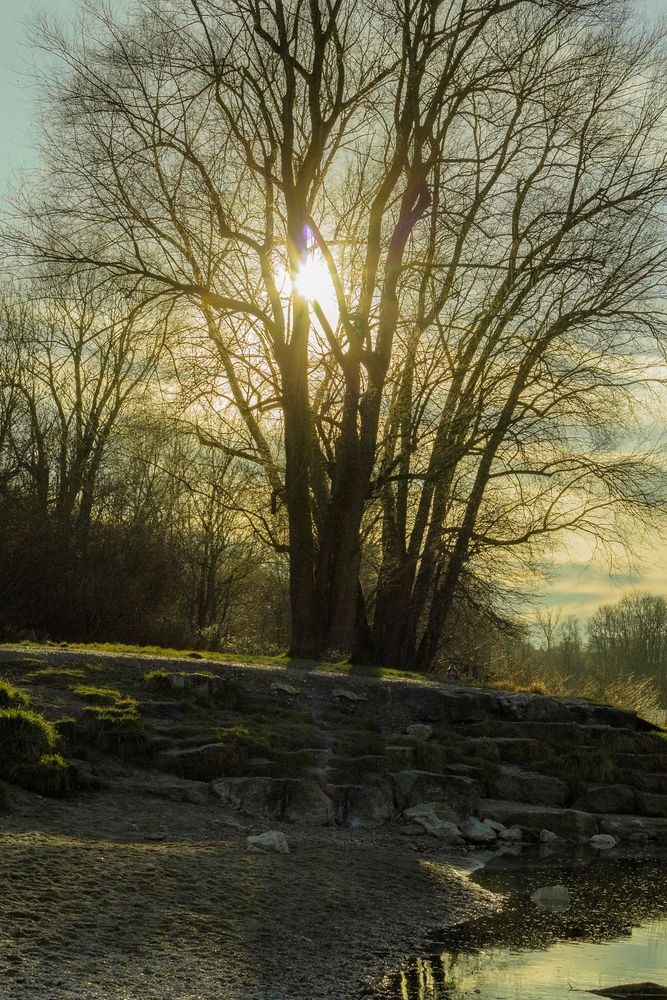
[378,848,667,999]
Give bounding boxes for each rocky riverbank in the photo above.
[0,645,666,998]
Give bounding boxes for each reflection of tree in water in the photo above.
[379,857,667,1000]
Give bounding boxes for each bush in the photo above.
[0,680,31,710]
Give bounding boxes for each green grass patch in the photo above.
[0,679,31,710]
[70,684,125,704]
[140,669,173,694]
[76,704,148,757]
[24,667,86,686]
[13,753,76,797]
[0,707,58,762]
[2,641,429,682]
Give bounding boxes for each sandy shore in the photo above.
[0,784,496,1000]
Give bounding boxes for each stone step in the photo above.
[619,771,667,794]
[636,790,667,818]
[138,700,189,720]
[390,769,481,815]
[109,772,210,805]
[461,721,584,743]
[572,784,636,815]
[488,766,569,808]
[615,753,667,773]
[462,736,552,764]
[478,798,598,840]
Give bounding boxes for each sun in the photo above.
[292,254,339,327]
[293,256,332,302]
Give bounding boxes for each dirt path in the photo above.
[0,782,495,1000]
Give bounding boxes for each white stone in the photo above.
[590,833,617,851]
[406,724,433,741]
[459,817,497,844]
[539,829,560,843]
[271,682,302,696]
[246,831,289,854]
[483,819,506,834]
[403,804,464,842]
[531,885,570,912]
[498,825,522,842]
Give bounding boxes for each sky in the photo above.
[1,0,667,625]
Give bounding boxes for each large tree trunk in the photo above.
[282,294,319,657]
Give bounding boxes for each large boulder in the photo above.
[390,770,480,815]
[335,779,395,828]
[479,798,598,839]
[490,766,569,807]
[573,785,636,815]
[212,776,284,819]
[283,780,335,825]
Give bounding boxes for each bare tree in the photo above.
[9,0,667,666]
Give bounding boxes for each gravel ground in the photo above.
[0,783,497,1000]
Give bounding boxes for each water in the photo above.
[378,849,667,999]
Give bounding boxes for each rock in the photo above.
[574,785,636,815]
[483,819,506,833]
[404,804,464,842]
[540,829,560,843]
[498,825,522,842]
[490,766,569,807]
[391,770,480,815]
[588,985,667,998]
[271,682,303,697]
[406,723,433,741]
[336,779,395,828]
[479,799,598,839]
[590,833,617,850]
[333,687,368,703]
[246,831,289,855]
[283,780,335,826]
[599,814,667,842]
[460,817,497,844]
[531,884,570,912]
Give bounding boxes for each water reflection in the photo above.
[378,852,667,1000]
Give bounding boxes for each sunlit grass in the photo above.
[2,640,427,681]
